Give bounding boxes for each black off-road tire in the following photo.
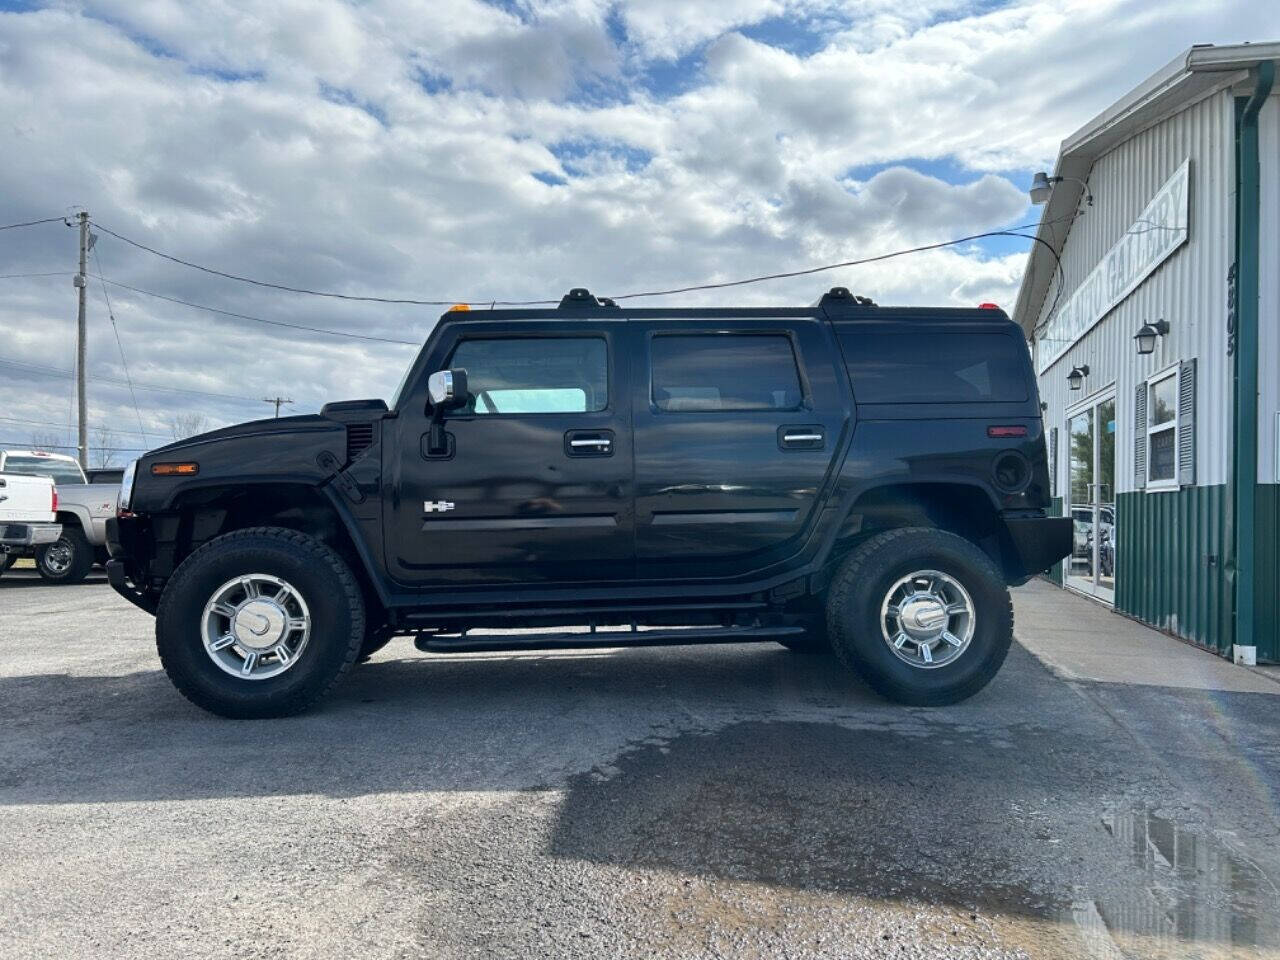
[826,527,1013,706]
[0,553,16,575]
[35,525,94,584]
[155,526,365,719]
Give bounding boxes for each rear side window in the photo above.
[651,335,803,412]
[449,337,608,414]
[841,331,1029,403]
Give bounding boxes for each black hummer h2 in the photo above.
[106,288,1071,718]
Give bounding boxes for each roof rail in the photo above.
[819,286,876,307]
[558,288,619,309]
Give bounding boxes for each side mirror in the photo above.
[428,368,469,409]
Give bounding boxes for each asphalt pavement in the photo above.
[2,569,1279,959]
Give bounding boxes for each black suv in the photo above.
[106,288,1071,718]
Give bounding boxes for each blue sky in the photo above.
[0,0,1275,454]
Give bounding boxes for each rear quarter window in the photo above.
[839,330,1030,404]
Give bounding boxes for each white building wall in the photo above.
[1033,89,1236,497]
[1258,94,1280,483]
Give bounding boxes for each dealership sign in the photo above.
[1037,159,1190,373]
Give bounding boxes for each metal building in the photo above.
[1014,42,1279,663]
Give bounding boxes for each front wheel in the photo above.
[826,528,1013,706]
[155,527,365,718]
[35,526,94,584]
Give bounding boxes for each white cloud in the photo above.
[1,0,1276,457]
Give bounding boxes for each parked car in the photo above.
[0,449,119,583]
[107,287,1071,718]
[87,467,125,484]
[0,472,60,574]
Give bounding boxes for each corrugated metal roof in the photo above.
[1012,41,1280,335]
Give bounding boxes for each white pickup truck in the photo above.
[0,450,119,583]
[0,472,61,575]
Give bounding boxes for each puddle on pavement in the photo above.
[1061,807,1279,959]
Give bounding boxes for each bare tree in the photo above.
[170,413,210,441]
[28,430,64,452]
[92,423,117,468]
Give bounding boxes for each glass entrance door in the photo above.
[1066,395,1116,602]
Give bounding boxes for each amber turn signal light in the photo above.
[151,462,199,476]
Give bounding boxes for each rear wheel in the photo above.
[0,553,16,575]
[35,526,93,584]
[826,527,1012,706]
[155,527,364,718]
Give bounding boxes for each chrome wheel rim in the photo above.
[43,540,73,574]
[880,569,974,669]
[201,574,311,681]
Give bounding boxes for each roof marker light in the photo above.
[978,302,1000,310]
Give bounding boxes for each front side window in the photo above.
[449,337,608,415]
[651,334,803,412]
[1147,371,1177,484]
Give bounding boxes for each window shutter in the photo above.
[1134,383,1147,489]
[1049,427,1058,499]
[1178,359,1196,486]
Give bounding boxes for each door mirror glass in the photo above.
[428,368,469,409]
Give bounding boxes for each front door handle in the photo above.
[565,430,614,457]
[779,426,825,450]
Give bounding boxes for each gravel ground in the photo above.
[2,570,1279,959]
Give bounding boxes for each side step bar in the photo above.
[414,624,806,654]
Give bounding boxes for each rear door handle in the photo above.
[779,426,825,450]
[565,430,614,457]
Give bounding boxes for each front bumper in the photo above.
[1,522,61,547]
[105,516,158,614]
[1003,515,1073,582]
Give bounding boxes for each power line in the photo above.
[91,215,1074,308]
[0,439,148,452]
[0,216,67,231]
[90,220,552,306]
[608,229,1066,301]
[0,271,74,280]
[0,413,151,436]
[97,276,421,346]
[92,247,153,443]
[0,355,265,403]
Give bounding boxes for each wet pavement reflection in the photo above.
[1063,807,1278,959]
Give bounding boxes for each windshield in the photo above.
[2,456,86,484]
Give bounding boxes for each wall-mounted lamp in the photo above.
[1133,318,1169,355]
[1030,172,1094,207]
[1067,365,1090,391]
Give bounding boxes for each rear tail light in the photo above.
[987,425,1028,438]
[52,487,58,512]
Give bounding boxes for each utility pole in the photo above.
[74,210,89,469]
[262,396,294,418]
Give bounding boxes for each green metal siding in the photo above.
[1256,484,1280,661]
[1115,486,1232,655]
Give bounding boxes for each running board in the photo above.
[414,624,806,653]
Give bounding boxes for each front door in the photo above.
[1066,393,1116,602]
[384,323,634,588]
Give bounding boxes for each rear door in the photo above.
[384,321,634,588]
[632,317,848,581]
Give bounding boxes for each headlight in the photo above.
[118,458,138,512]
